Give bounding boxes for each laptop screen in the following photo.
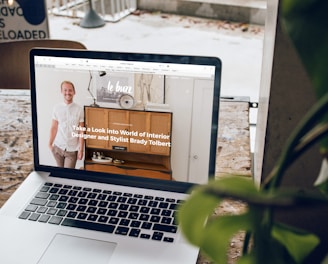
[30,49,221,192]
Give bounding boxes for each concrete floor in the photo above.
[48,11,264,102]
[48,11,264,150]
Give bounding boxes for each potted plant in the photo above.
[178,0,328,263]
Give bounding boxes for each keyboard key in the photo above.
[119,219,130,226]
[77,213,88,220]
[108,203,118,209]
[98,201,108,208]
[97,194,107,200]
[166,198,176,203]
[35,192,50,199]
[119,204,128,210]
[87,214,98,222]
[25,204,38,212]
[68,197,78,203]
[88,200,98,206]
[67,211,77,218]
[62,219,115,233]
[48,216,63,225]
[87,207,97,214]
[30,198,47,206]
[150,216,160,223]
[76,205,87,212]
[19,211,30,219]
[161,210,172,217]
[67,204,77,211]
[37,207,48,214]
[115,226,129,236]
[40,186,50,192]
[141,222,152,229]
[78,198,88,205]
[107,209,117,216]
[163,237,174,243]
[56,202,67,209]
[49,194,59,201]
[57,210,67,217]
[129,228,141,237]
[153,224,177,233]
[59,189,68,195]
[49,187,59,194]
[98,216,109,223]
[109,217,119,225]
[148,201,158,207]
[118,211,128,218]
[127,198,137,204]
[150,208,160,215]
[128,213,139,220]
[58,196,69,202]
[47,201,57,207]
[107,195,117,202]
[161,217,172,225]
[129,205,139,212]
[140,234,151,239]
[152,232,163,241]
[87,193,97,199]
[117,197,127,203]
[140,207,150,214]
[28,213,40,221]
[138,200,147,206]
[97,208,107,215]
[130,221,141,228]
[47,208,57,215]
[159,202,169,209]
[68,190,78,196]
[38,214,50,223]
[139,214,149,221]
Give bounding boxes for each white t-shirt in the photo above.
[52,102,84,151]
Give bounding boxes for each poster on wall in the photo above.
[0,0,49,42]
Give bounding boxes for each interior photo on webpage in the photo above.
[34,59,215,184]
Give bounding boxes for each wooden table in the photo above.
[0,90,252,263]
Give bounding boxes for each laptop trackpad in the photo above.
[38,234,117,264]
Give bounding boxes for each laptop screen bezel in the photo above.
[29,48,221,193]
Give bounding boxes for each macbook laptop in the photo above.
[0,48,221,264]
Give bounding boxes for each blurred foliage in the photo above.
[178,0,328,263]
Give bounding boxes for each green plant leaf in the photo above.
[237,254,256,264]
[177,185,220,245]
[272,222,320,263]
[201,214,253,264]
[178,177,257,264]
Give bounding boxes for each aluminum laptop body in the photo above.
[0,48,221,264]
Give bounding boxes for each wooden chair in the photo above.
[0,39,87,89]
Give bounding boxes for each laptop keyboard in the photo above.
[18,182,183,243]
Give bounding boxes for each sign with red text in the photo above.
[0,0,49,42]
